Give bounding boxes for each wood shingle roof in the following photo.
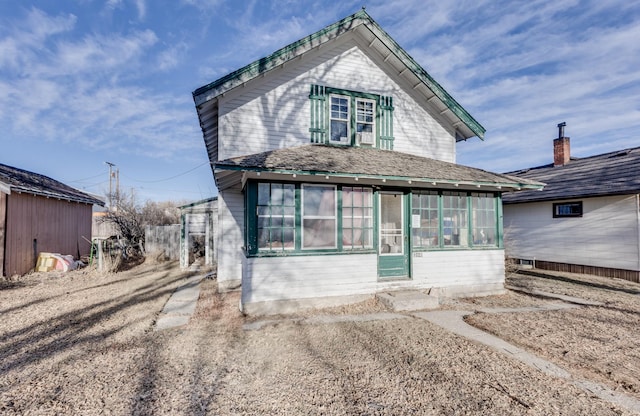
[0,163,104,206]
[502,146,640,204]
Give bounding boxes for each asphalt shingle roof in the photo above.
[0,163,104,206]
[502,146,640,204]
[215,145,543,190]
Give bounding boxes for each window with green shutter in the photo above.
[309,84,394,149]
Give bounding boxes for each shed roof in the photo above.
[215,145,543,191]
[0,163,104,206]
[502,146,640,204]
[193,8,485,141]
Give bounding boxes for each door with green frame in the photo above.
[378,191,410,279]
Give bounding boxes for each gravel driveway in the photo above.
[1,261,638,415]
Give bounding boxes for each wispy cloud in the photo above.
[364,0,640,171]
[0,7,201,162]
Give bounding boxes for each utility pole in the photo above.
[105,161,115,211]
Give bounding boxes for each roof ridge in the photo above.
[0,162,104,206]
[192,9,485,139]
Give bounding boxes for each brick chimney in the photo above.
[553,122,570,167]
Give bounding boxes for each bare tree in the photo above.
[100,192,185,264]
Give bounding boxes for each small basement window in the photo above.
[553,201,583,218]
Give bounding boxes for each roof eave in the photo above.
[359,18,485,140]
[0,180,11,195]
[192,9,485,140]
[193,10,369,107]
[214,163,541,191]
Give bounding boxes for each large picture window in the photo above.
[257,183,296,251]
[302,184,337,249]
[342,187,373,250]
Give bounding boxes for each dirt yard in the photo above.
[1,261,639,415]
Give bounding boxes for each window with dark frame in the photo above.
[553,201,583,218]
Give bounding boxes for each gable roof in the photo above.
[215,144,543,191]
[502,146,640,204]
[0,163,104,206]
[193,8,485,141]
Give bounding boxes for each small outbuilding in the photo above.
[0,163,104,277]
[179,197,218,269]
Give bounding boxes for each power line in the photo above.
[67,172,106,183]
[120,161,210,183]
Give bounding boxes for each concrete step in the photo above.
[377,290,439,312]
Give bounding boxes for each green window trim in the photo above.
[411,190,501,251]
[246,181,503,256]
[309,84,394,149]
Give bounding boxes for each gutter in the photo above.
[214,164,544,192]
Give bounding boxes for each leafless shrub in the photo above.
[98,191,186,270]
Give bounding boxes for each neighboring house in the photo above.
[179,197,218,268]
[0,163,104,277]
[503,127,640,283]
[193,9,542,314]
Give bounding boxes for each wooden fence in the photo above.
[145,224,180,261]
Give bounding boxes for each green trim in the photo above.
[246,179,506,257]
[309,84,327,144]
[497,194,504,248]
[378,95,394,150]
[310,84,391,148]
[216,164,543,191]
[193,8,485,139]
[194,11,369,105]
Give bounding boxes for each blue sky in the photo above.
[1,0,639,203]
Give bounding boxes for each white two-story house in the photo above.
[193,9,542,314]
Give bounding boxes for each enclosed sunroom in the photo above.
[214,145,541,314]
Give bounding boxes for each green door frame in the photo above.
[377,190,410,279]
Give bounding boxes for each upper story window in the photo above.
[356,98,375,145]
[330,95,350,144]
[310,84,393,149]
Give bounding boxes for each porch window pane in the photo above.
[471,193,497,246]
[442,191,468,247]
[302,185,336,249]
[257,182,296,251]
[412,191,439,248]
[342,187,373,250]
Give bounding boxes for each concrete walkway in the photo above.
[244,296,640,413]
[154,273,204,330]
[157,275,639,413]
[414,309,640,414]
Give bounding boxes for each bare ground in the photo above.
[1,262,638,415]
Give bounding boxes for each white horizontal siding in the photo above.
[242,249,505,305]
[217,186,244,288]
[411,250,505,287]
[218,36,455,163]
[504,195,640,271]
[243,254,378,304]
